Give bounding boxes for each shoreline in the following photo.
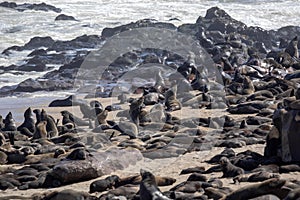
[0,4,300,199]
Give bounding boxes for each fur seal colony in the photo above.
[1,6,300,200]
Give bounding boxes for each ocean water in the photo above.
[0,0,300,120]
[1,0,300,58]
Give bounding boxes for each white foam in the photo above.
[1,0,299,54]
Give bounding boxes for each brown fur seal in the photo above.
[32,121,47,139]
[221,178,286,200]
[114,174,175,187]
[129,96,144,125]
[219,157,244,178]
[241,76,255,95]
[66,148,89,160]
[165,85,182,111]
[284,187,300,200]
[33,109,42,126]
[60,110,89,126]
[0,115,4,130]
[96,109,108,126]
[233,171,280,183]
[40,109,58,138]
[17,107,35,134]
[38,189,97,200]
[89,175,120,193]
[139,169,171,200]
[154,69,166,93]
[285,36,299,58]
[60,111,75,129]
[79,100,103,120]
[3,112,17,131]
[170,181,208,193]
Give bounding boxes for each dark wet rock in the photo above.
[177,23,204,36]
[101,19,177,38]
[55,14,77,21]
[0,2,62,13]
[43,148,142,187]
[240,26,273,49]
[207,19,227,33]
[14,78,73,93]
[276,26,300,43]
[47,34,102,52]
[2,36,55,55]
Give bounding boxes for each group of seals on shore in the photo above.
[1,5,300,200]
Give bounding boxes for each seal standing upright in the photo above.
[3,112,17,131]
[17,107,36,134]
[165,85,182,111]
[41,109,58,138]
[139,169,171,200]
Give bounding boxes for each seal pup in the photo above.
[94,109,112,130]
[165,84,182,111]
[219,157,244,178]
[96,110,108,126]
[32,121,48,139]
[3,112,17,131]
[17,107,35,134]
[139,169,171,200]
[40,109,58,138]
[89,175,120,193]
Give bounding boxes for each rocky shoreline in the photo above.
[0,5,300,200]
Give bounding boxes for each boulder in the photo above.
[44,148,142,187]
